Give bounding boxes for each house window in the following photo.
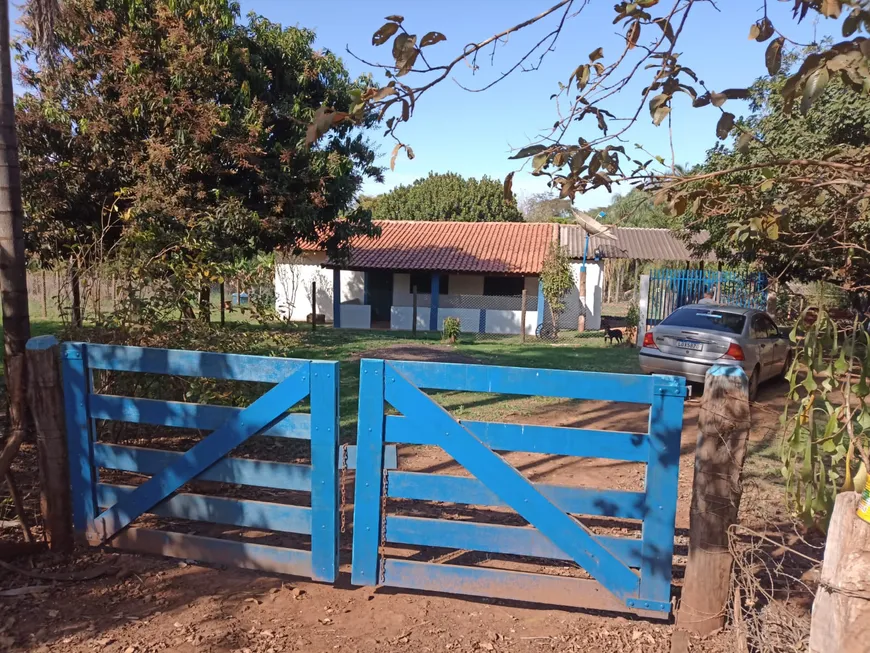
[410,272,448,295]
[483,276,525,296]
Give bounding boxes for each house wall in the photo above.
[570,261,602,330]
[274,253,364,322]
[390,306,539,335]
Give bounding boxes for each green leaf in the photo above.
[589,47,604,62]
[420,32,446,48]
[766,37,785,75]
[716,112,735,139]
[509,144,547,160]
[372,22,399,46]
[834,350,849,374]
[801,66,830,115]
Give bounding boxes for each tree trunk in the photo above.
[70,267,82,327]
[199,284,211,323]
[0,0,31,451]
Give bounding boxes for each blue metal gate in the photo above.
[647,269,768,327]
[350,358,686,617]
[62,342,343,582]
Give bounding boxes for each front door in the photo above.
[367,270,393,324]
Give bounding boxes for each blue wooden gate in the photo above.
[62,342,342,582]
[350,359,686,617]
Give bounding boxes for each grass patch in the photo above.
[0,319,641,442]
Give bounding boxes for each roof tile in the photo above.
[324,220,554,275]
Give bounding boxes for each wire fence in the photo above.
[25,267,272,325]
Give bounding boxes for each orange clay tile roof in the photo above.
[310,221,556,275]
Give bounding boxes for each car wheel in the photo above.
[749,365,760,402]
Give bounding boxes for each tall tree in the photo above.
[17,0,383,321]
[371,172,522,222]
[0,0,43,466]
[521,192,573,222]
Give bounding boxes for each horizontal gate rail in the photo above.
[351,358,686,617]
[383,360,658,404]
[385,471,645,519]
[385,415,648,462]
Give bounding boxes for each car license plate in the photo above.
[677,340,702,351]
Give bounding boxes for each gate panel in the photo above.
[62,343,342,582]
[351,358,686,616]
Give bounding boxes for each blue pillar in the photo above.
[537,276,545,329]
[429,274,440,332]
[333,267,341,328]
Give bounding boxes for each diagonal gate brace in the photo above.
[384,362,640,602]
[91,369,311,542]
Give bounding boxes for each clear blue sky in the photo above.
[12,1,841,209]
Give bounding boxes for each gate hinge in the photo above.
[652,381,687,397]
[625,598,671,613]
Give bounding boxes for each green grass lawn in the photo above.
[0,319,641,443]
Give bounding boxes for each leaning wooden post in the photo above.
[521,289,527,343]
[412,285,418,336]
[809,492,870,653]
[673,364,750,646]
[25,336,73,553]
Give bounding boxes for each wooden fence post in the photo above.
[25,336,73,553]
[412,285,418,336]
[220,282,226,326]
[311,281,316,331]
[809,491,870,653]
[673,364,750,648]
[41,269,48,318]
[521,289,527,343]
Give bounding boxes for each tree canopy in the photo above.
[17,0,382,293]
[368,172,522,222]
[521,193,573,223]
[594,189,678,229]
[684,50,870,288]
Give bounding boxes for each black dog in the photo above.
[602,321,623,345]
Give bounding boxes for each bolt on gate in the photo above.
[351,359,686,618]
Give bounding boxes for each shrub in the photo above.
[442,317,461,343]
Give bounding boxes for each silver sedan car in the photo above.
[638,304,792,399]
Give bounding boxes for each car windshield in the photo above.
[661,308,746,334]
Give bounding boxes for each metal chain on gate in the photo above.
[378,467,389,584]
[339,444,349,534]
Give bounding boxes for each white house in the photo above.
[275,220,600,335]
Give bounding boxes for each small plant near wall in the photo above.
[625,301,640,345]
[540,241,574,337]
[442,317,461,344]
